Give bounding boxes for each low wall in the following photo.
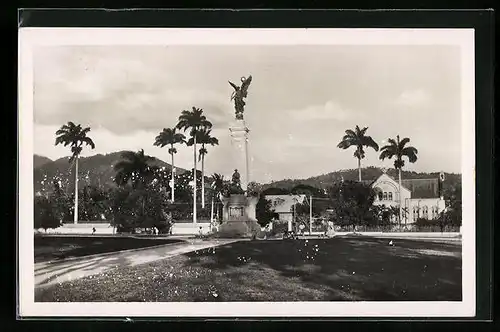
[362,232,461,238]
[35,223,115,235]
[170,223,212,235]
[297,231,461,239]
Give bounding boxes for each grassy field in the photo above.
[34,235,183,263]
[35,236,462,302]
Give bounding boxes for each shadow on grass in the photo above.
[35,240,191,288]
[182,237,462,301]
[34,235,182,263]
[34,237,462,302]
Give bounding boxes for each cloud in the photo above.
[290,100,351,122]
[32,45,462,180]
[393,89,431,108]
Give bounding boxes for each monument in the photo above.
[218,75,260,238]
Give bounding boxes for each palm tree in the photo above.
[337,125,379,182]
[154,127,186,202]
[187,127,219,209]
[55,121,95,224]
[176,107,213,224]
[379,135,418,226]
[114,149,155,189]
[114,150,156,228]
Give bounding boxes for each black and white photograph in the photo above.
[18,28,475,317]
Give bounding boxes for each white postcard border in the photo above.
[18,28,476,318]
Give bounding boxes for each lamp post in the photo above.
[309,195,313,235]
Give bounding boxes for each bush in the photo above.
[34,195,62,231]
[110,185,171,233]
[271,220,288,235]
[217,222,250,238]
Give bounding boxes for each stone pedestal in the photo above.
[229,119,250,191]
[218,194,259,238]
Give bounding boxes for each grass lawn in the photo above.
[35,236,462,302]
[34,235,183,263]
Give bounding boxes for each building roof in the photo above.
[264,194,306,213]
[366,174,441,199]
[401,178,440,199]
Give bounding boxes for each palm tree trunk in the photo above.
[398,167,403,226]
[193,135,197,225]
[171,151,175,202]
[210,197,214,223]
[201,154,205,209]
[358,158,362,182]
[74,156,79,224]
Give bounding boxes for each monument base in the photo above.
[218,194,260,238]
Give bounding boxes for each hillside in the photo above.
[33,151,187,193]
[260,166,461,193]
[34,155,52,169]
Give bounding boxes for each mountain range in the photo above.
[33,152,187,193]
[34,152,461,194]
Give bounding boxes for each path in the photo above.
[35,238,240,288]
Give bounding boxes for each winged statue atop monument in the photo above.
[228,75,252,120]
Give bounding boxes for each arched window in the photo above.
[383,192,388,200]
[388,192,393,201]
[432,206,439,219]
[413,206,418,221]
[423,206,429,219]
[378,192,383,201]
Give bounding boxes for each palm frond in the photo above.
[345,129,356,137]
[337,139,355,149]
[387,138,397,147]
[379,148,395,161]
[402,146,418,163]
[81,127,91,136]
[361,135,379,151]
[399,137,411,149]
[81,137,95,149]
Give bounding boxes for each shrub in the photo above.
[34,195,62,231]
[110,185,171,233]
[271,220,288,235]
[217,222,249,238]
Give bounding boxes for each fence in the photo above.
[334,225,461,233]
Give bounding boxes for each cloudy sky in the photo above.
[33,44,461,183]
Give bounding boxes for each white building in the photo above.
[366,173,446,224]
[264,194,307,231]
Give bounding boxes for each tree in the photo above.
[50,177,72,222]
[78,185,110,221]
[292,202,311,231]
[327,181,375,231]
[379,135,418,226]
[114,149,157,223]
[187,127,218,209]
[337,125,379,182]
[443,183,462,227]
[34,195,62,232]
[261,187,290,195]
[154,127,186,203]
[256,196,276,228]
[247,181,263,197]
[176,107,213,225]
[290,184,325,197]
[55,121,95,224]
[210,173,226,221]
[114,150,156,189]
